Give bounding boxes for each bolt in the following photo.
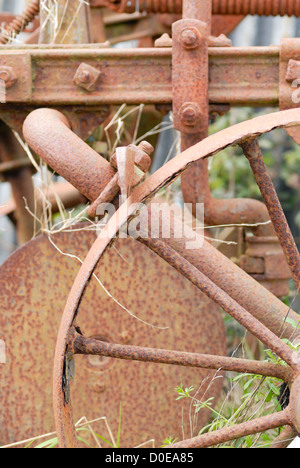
[180,28,201,49]
[180,102,202,127]
[73,63,101,92]
[77,70,91,84]
[0,66,17,88]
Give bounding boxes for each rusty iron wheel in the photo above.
[0,229,227,447]
[51,109,300,448]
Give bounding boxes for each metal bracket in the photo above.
[172,18,209,134]
[0,52,31,102]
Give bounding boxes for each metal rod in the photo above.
[182,0,211,27]
[142,236,296,369]
[23,108,300,339]
[72,334,291,381]
[169,409,291,448]
[22,108,116,202]
[241,138,300,292]
[100,0,300,17]
[270,426,299,448]
[141,207,299,339]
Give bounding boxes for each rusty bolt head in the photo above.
[180,28,202,49]
[77,70,91,84]
[73,63,101,92]
[0,66,17,88]
[286,59,300,83]
[179,102,202,127]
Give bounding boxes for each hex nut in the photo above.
[179,102,202,127]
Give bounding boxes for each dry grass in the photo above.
[0,415,155,449]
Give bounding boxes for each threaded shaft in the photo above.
[0,0,40,45]
[108,0,300,16]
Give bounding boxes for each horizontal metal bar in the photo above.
[0,46,279,106]
[72,334,291,381]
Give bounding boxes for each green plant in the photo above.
[170,331,300,448]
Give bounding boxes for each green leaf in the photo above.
[268,382,280,395]
[285,317,300,329]
[34,437,59,449]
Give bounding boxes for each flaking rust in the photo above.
[62,352,75,406]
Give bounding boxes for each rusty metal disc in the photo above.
[0,227,226,447]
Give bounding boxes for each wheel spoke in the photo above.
[241,138,300,292]
[71,332,291,381]
[50,109,300,448]
[142,237,296,368]
[169,409,291,448]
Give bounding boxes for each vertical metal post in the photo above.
[172,0,211,142]
[39,0,91,44]
[173,0,212,211]
[182,0,212,26]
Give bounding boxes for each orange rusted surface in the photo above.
[2,0,300,450]
[39,108,300,448]
[0,229,226,447]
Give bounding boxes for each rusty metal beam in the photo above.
[71,333,292,381]
[0,46,279,106]
[141,237,297,368]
